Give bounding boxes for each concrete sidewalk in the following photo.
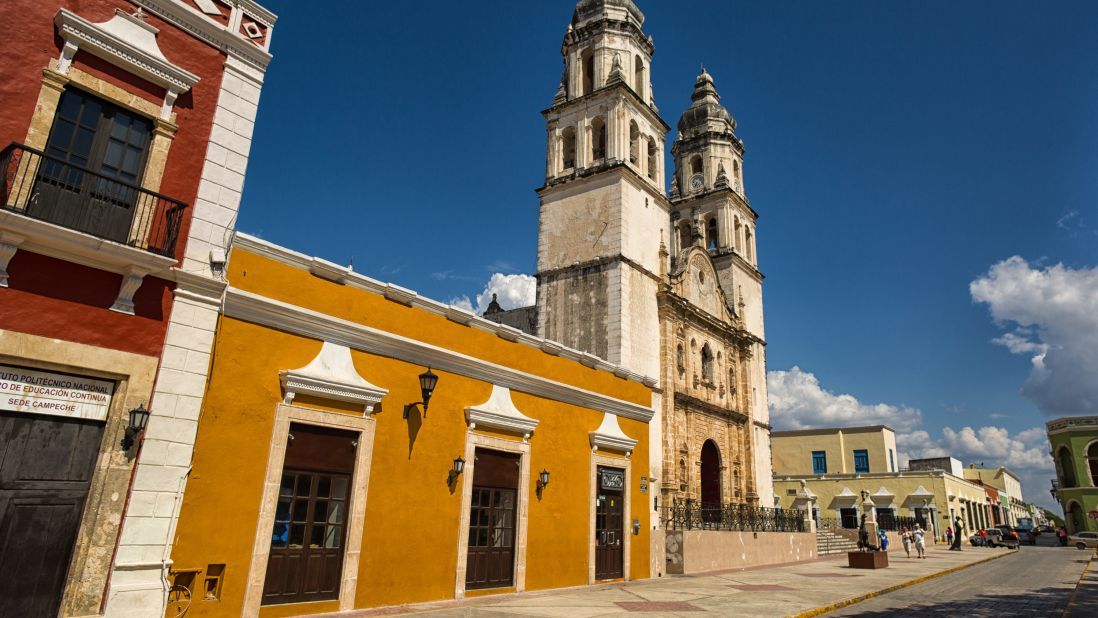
[1065,555,1098,617]
[331,545,1013,617]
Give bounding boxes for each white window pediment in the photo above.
[589,412,637,456]
[55,8,199,118]
[279,342,388,415]
[465,385,539,441]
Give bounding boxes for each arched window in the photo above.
[1088,442,1098,486]
[676,343,685,374]
[647,139,657,180]
[690,155,703,176]
[733,159,741,188]
[561,126,576,170]
[581,49,595,95]
[590,117,606,161]
[701,343,714,382]
[1058,446,1077,488]
[734,217,742,253]
[706,217,718,249]
[745,226,754,262]
[678,222,691,252]
[634,55,644,96]
[700,440,722,518]
[629,120,640,164]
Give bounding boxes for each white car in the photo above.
[1068,531,1098,549]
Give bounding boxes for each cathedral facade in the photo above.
[532,0,775,514]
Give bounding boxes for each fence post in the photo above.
[792,480,817,533]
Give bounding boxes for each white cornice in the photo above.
[223,287,655,423]
[230,233,659,389]
[280,342,388,414]
[55,9,200,92]
[132,0,275,72]
[0,210,176,277]
[465,385,539,441]
[589,412,637,455]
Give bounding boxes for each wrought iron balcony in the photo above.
[0,142,186,258]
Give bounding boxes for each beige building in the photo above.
[772,425,900,477]
[773,427,1003,539]
[963,466,1025,526]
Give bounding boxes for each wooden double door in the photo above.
[262,424,357,606]
[465,449,519,590]
[0,411,104,618]
[595,466,625,580]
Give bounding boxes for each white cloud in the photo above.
[767,366,922,433]
[769,366,1056,510]
[971,257,1098,418]
[449,273,536,315]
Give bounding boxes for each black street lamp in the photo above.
[403,368,439,419]
[121,403,150,451]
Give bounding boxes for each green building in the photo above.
[1047,416,1098,533]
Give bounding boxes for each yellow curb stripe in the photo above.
[788,550,1016,618]
[1062,555,1096,617]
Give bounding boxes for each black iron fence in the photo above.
[818,513,924,531]
[663,500,806,533]
[0,142,186,257]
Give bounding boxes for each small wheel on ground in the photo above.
[1077,542,1087,549]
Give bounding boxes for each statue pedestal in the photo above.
[848,551,889,569]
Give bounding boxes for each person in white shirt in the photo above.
[913,524,927,559]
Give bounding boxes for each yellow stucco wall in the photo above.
[168,248,653,616]
[772,427,896,476]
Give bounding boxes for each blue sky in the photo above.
[240,1,1098,509]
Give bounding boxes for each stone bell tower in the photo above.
[668,68,773,506]
[535,0,670,379]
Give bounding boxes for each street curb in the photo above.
[1062,555,1096,617]
[787,550,1017,618]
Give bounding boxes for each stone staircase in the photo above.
[816,530,859,556]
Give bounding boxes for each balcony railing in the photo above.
[0,142,186,257]
[662,499,806,533]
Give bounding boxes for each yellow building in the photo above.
[772,425,900,476]
[166,235,657,617]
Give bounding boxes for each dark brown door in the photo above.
[32,88,152,243]
[465,449,519,590]
[262,424,356,606]
[700,440,721,523]
[0,410,104,618]
[595,466,624,580]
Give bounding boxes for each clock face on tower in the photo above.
[690,173,704,192]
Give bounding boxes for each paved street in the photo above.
[330,545,1030,617]
[829,544,1090,617]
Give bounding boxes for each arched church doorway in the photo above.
[700,440,722,522]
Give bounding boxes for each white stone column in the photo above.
[105,50,267,617]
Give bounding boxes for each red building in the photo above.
[0,1,274,615]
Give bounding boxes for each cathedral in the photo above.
[493,0,775,512]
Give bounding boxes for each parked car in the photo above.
[993,525,1021,548]
[1068,531,1098,550]
[970,529,1005,547]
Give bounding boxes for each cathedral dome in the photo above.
[677,68,735,137]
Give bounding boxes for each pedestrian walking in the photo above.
[879,529,889,551]
[914,524,927,559]
[946,526,953,546]
[1057,527,1068,547]
[979,527,987,547]
[900,526,912,558]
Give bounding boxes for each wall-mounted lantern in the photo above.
[536,469,550,497]
[448,456,465,488]
[121,403,150,451]
[403,368,439,419]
